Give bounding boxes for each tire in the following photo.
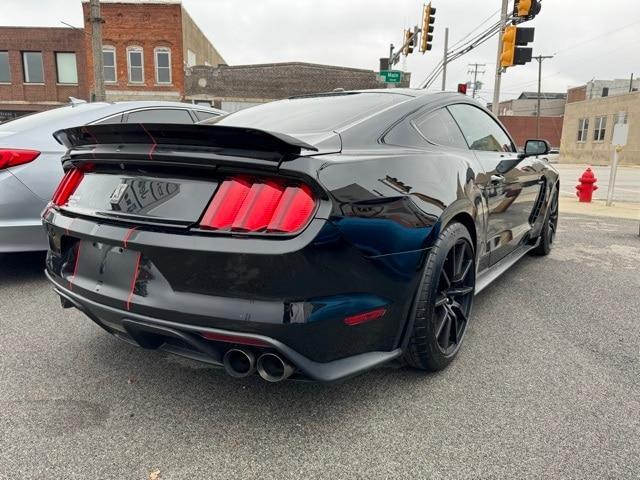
[530,187,559,257]
[404,222,476,372]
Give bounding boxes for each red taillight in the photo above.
[344,308,387,326]
[52,168,85,206]
[0,149,40,170]
[200,177,316,234]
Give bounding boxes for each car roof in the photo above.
[0,100,225,149]
[225,89,480,134]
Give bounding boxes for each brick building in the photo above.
[496,92,567,117]
[499,115,564,149]
[0,0,224,119]
[185,62,412,112]
[0,27,88,120]
[81,0,225,102]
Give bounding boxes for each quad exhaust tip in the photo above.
[223,348,256,378]
[257,353,294,383]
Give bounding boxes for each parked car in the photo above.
[0,100,224,252]
[43,89,559,382]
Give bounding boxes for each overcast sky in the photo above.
[3,0,640,103]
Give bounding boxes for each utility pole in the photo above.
[630,73,635,93]
[534,55,554,138]
[441,27,449,91]
[89,0,105,102]
[467,63,486,98]
[492,0,509,115]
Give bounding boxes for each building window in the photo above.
[577,118,589,143]
[0,51,9,83]
[55,52,78,84]
[103,46,117,83]
[127,47,144,83]
[187,49,196,67]
[614,112,628,126]
[154,48,171,84]
[593,116,607,142]
[22,51,44,84]
[602,87,609,97]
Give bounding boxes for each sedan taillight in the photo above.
[52,168,85,206]
[200,177,316,234]
[0,149,41,170]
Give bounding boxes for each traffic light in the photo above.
[403,29,415,56]
[457,83,468,95]
[420,3,436,53]
[514,0,541,20]
[500,26,535,68]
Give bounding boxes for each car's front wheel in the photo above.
[404,222,476,372]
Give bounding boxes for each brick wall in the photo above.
[186,63,411,103]
[82,1,184,100]
[567,86,587,104]
[0,27,88,112]
[499,116,564,149]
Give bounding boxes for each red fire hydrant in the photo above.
[576,168,598,203]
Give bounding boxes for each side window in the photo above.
[126,109,194,124]
[448,104,514,153]
[413,108,468,149]
[194,110,219,122]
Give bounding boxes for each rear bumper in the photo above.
[43,206,428,372]
[48,270,403,382]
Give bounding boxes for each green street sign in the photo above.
[379,70,403,84]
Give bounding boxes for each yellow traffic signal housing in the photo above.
[420,3,436,53]
[517,0,532,17]
[403,29,415,56]
[500,26,516,68]
[501,25,535,68]
[514,0,541,19]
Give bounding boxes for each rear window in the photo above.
[205,93,409,134]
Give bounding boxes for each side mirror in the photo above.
[520,139,550,159]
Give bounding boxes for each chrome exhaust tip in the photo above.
[223,348,256,378]
[256,353,294,383]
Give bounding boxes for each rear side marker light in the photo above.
[0,149,40,170]
[344,308,387,326]
[52,168,85,206]
[200,177,316,234]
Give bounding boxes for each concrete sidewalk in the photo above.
[555,163,640,203]
[560,197,640,221]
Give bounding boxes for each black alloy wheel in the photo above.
[531,187,559,256]
[405,222,476,372]
[434,239,475,356]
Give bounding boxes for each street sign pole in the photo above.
[606,113,630,207]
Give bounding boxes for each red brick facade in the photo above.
[499,116,564,149]
[567,86,587,104]
[0,27,88,116]
[82,1,184,101]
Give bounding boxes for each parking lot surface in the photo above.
[1,213,639,479]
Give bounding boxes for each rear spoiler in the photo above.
[53,123,318,159]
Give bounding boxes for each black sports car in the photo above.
[43,89,559,382]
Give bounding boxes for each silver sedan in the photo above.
[0,100,224,252]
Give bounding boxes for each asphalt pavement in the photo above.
[1,214,639,479]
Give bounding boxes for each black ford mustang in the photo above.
[43,89,559,382]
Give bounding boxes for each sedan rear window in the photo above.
[206,93,409,134]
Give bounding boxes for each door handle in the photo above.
[490,174,505,184]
